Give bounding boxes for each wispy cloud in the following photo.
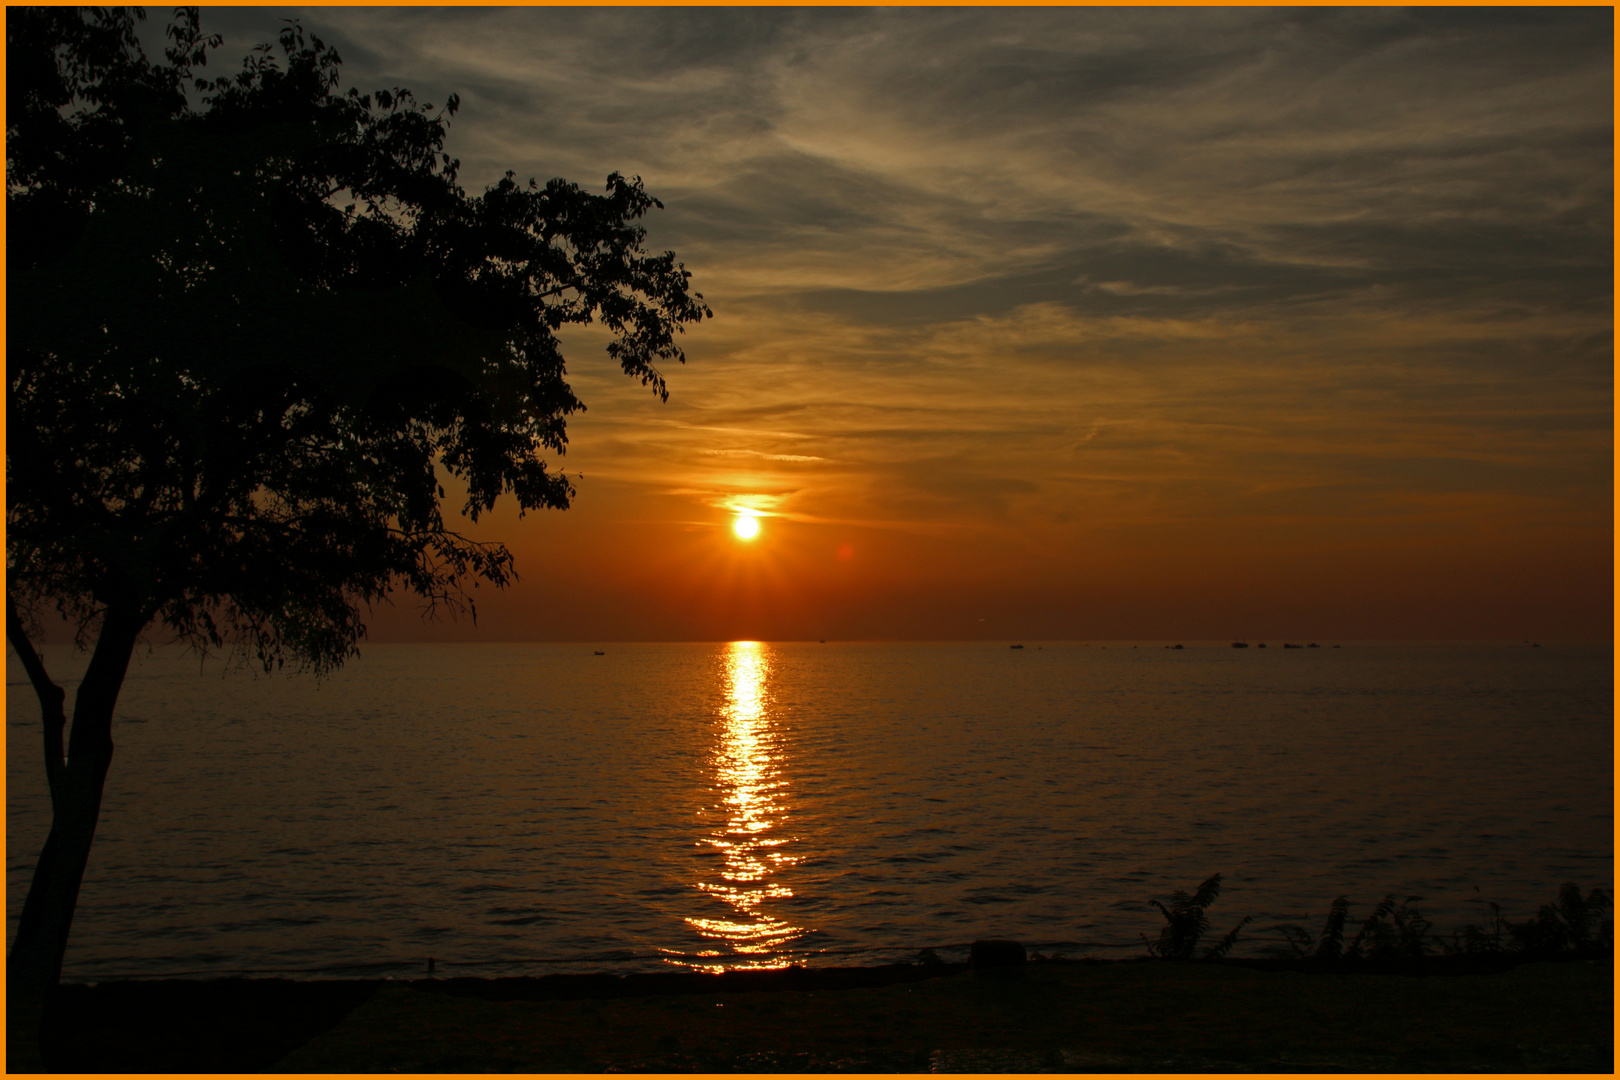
[195,6,1612,638]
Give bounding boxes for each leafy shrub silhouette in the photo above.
[1144,873,1252,960]
[1344,894,1431,962]
[1275,882,1610,964]
[1507,884,1612,956]
[1442,886,1510,955]
[1276,894,1431,963]
[1276,895,1351,961]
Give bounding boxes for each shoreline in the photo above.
[32,952,1612,1073]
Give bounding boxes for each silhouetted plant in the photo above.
[1508,884,1612,957]
[1144,873,1252,960]
[1275,894,1351,962]
[1275,883,1610,964]
[1275,893,1429,962]
[1443,886,1509,955]
[1344,894,1431,962]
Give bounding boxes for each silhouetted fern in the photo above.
[1345,894,1431,962]
[1508,884,1612,956]
[1275,894,1350,961]
[1271,883,1608,965]
[1144,873,1252,960]
[1443,886,1508,955]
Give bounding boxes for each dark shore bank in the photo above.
[33,953,1612,1073]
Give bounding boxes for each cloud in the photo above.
[181,7,1611,637]
[205,8,1607,319]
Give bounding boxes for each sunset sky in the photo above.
[195,6,1611,643]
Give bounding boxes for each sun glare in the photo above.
[733,514,760,540]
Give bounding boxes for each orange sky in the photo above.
[200,7,1611,642]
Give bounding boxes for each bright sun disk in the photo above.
[733,515,759,539]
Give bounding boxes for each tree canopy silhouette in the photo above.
[6,7,710,1062]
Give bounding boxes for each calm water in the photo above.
[7,641,1612,981]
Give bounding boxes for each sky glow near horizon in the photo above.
[197,7,1611,642]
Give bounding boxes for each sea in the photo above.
[6,640,1612,982]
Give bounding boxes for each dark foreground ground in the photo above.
[33,954,1613,1073]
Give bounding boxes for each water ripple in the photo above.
[7,641,1612,980]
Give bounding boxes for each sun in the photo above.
[733,514,760,540]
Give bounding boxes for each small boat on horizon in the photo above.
[1010,644,1024,649]
[1232,642,1249,648]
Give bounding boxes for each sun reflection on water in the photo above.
[680,640,805,971]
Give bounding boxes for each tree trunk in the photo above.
[7,605,144,1072]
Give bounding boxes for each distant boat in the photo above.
[1308,643,1320,648]
[593,651,605,656]
[1284,643,1302,649]
[1010,644,1024,649]
[1232,642,1249,648]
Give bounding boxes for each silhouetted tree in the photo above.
[6,7,709,1062]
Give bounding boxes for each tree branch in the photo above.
[7,600,69,813]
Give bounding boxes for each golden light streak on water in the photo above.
[680,640,805,971]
